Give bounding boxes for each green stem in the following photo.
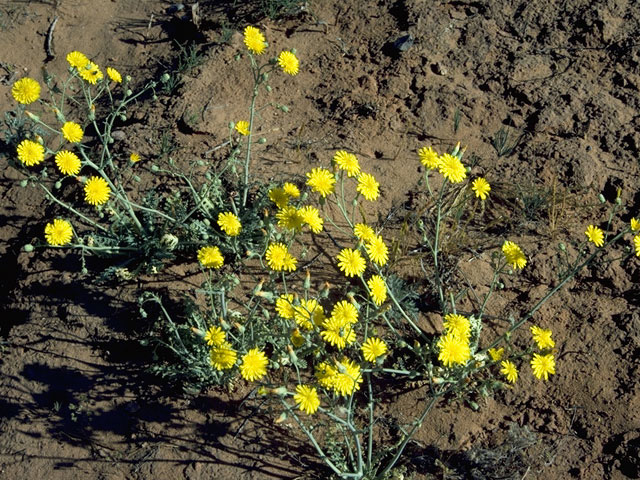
[39,183,108,232]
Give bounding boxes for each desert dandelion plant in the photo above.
[84,177,111,205]
[12,77,40,104]
[44,219,73,246]
[278,51,299,75]
[243,26,266,54]
[16,139,45,167]
[294,385,320,415]
[198,246,224,269]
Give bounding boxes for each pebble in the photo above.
[393,34,414,52]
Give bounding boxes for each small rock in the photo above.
[432,62,447,75]
[393,34,414,52]
[166,3,184,14]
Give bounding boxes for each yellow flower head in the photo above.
[365,235,388,266]
[210,341,237,370]
[336,248,366,277]
[198,245,224,269]
[502,240,526,269]
[634,234,640,257]
[12,77,40,104]
[239,348,269,381]
[278,51,299,75]
[294,385,320,415]
[61,122,83,143]
[585,224,604,247]
[418,146,440,169]
[530,353,556,380]
[299,205,324,233]
[16,139,45,167]
[443,313,471,340]
[269,187,289,208]
[265,243,297,271]
[79,62,103,84]
[84,176,111,205]
[333,150,360,177]
[500,360,518,383]
[218,211,242,236]
[130,153,141,163]
[367,275,387,306]
[320,316,356,350]
[235,120,250,136]
[488,347,504,362]
[55,150,82,176]
[44,219,73,246]
[204,325,226,346]
[277,206,305,232]
[438,153,466,183]
[631,217,640,232]
[306,167,335,197]
[332,358,363,397]
[291,328,305,348]
[530,325,555,350]
[331,300,358,325]
[106,67,122,83]
[294,299,325,330]
[471,177,491,200]
[354,223,376,243]
[243,26,266,54]
[283,182,300,198]
[66,51,89,69]
[361,337,388,362]
[437,333,471,367]
[276,293,296,319]
[357,172,380,201]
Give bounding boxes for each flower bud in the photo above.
[23,244,34,252]
[258,137,267,144]
[279,105,289,113]
[19,179,28,188]
[125,89,133,97]
[25,111,40,122]
[598,193,606,203]
[54,181,62,189]
[265,85,272,92]
[160,73,171,83]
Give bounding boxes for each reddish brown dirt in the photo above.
[1,1,640,479]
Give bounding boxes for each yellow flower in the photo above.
[488,347,504,362]
[61,122,83,143]
[243,26,266,54]
[316,361,338,390]
[331,300,358,325]
[294,385,320,415]
[276,293,295,320]
[276,294,296,319]
[357,172,380,201]
[336,248,366,277]
[332,358,363,397]
[84,176,111,205]
[333,150,360,177]
[283,182,300,198]
[44,219,73,246]
[354,223,376,243]
[471,177,491,200]
[268,187,289,208]
[437,333,471,367]
[277,206,305,231]
[198,245,224,269]
[55,150,81,176]
[418,146,440,169]
[365,235,388,266]
[290,328,305,348]
[530,353,556,380]
[239,348,269,381]
[294,299,325,330]
[500,360,518,383]
[235,120,250,136]
[204,326,226,346]
[16,139,45,166]
[361,337,388,362]
[634,234,640,257]
[218,212,242,236]
[530,325,555,350]
[106,67,122,83]
[443,313,471,340]
[631,217,640,232]
[367,275,387,306]
[210,341,237,370]
[266,243,297,271]
[130,153,141,163]
[79,62,103,84]
[438,153,466,183]
[502,240,526,270]
[66,51,89,69]
[12,77,40,104]
[278,51,299,75]
[320,316,356,350]
[306,167,335,197]
[299,205,324,233]
[585,224,604,247]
